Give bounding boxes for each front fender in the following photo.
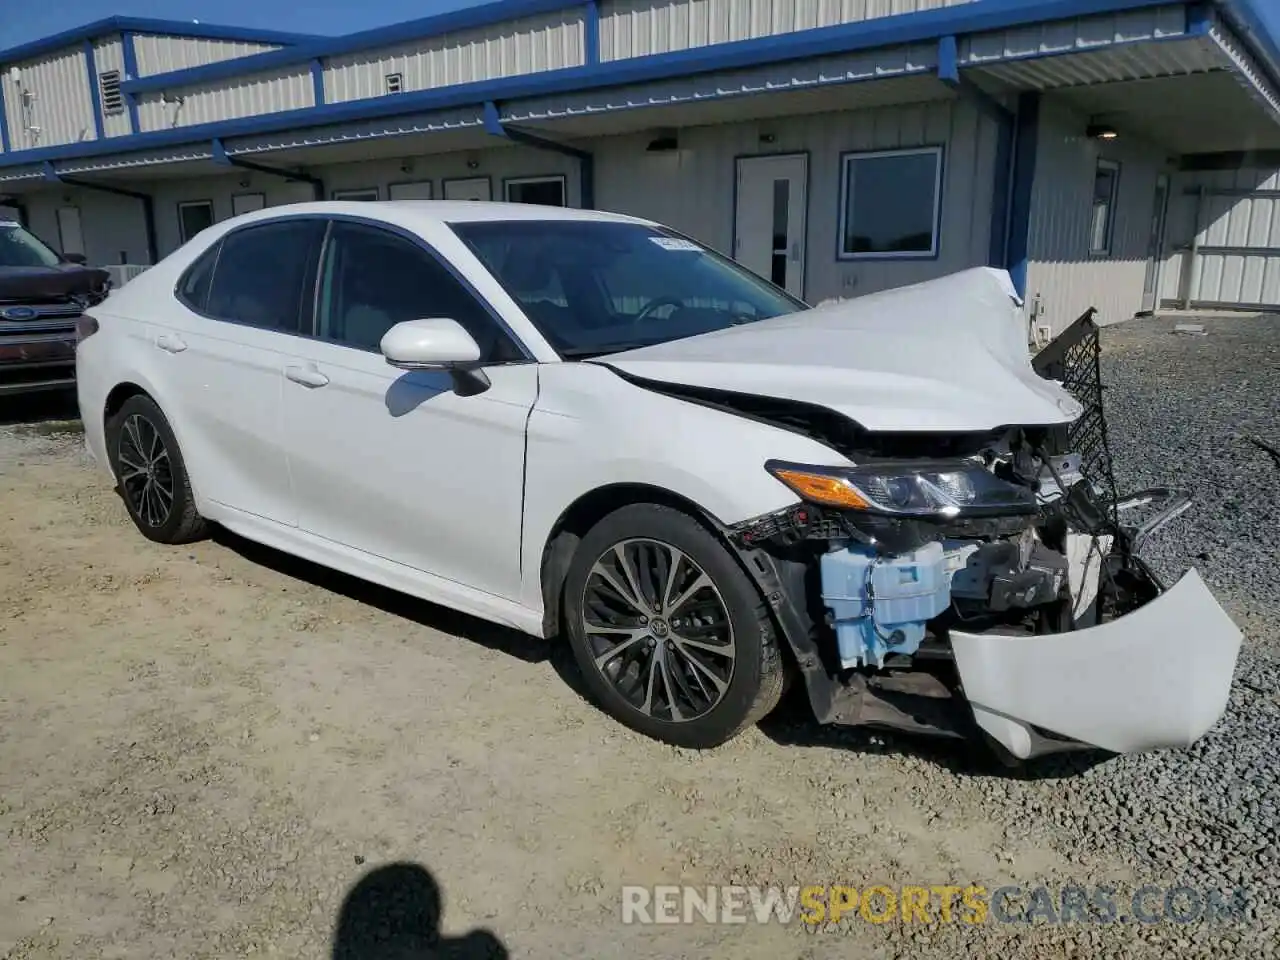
[520,362,850,616]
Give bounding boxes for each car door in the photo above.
[279,218,536,602]
[162,217,325,526]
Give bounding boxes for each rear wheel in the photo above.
[106,394,208,544]
[563,504,785,748]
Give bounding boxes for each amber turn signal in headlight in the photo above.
[768,467,873,510]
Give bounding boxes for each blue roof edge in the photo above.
[0,17,323,65]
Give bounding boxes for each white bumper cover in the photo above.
[951,570,1242,760]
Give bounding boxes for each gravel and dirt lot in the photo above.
[2,314,1278,959]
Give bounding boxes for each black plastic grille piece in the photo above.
[1032,307,1119,526]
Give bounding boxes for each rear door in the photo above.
[160,217,325,526]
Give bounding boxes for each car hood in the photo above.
[0,263,110,303]
[599,267,1083,433]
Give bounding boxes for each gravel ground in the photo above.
[0,315,1277,959]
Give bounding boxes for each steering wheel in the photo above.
[631,295,686,327]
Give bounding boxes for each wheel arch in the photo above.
[99,377,203,506]
[538,483,730,639]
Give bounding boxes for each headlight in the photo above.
[765,459,1037,519]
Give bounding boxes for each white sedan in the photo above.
[75,201,1242,761]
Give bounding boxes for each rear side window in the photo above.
[206,219,325,333]
[176,243,219,312]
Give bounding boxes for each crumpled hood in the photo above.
[601,267,1083,433]
[0,263,110,303]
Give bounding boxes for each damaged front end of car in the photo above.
[725,310,1242,761]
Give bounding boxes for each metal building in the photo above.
[2,0,1279,334]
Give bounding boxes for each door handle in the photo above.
[156,334,187,353]
[285,364,330,388]
[790,241,801,261]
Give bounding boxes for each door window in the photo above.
[315,220,522,361]
[205,219,325,333]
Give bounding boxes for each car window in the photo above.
[206,219,325,333]
[315,220,522,362]
[0,222,63,268]
[176,242,219,312]
[451,220,805,358]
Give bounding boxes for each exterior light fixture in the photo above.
[1087,124,1119,140]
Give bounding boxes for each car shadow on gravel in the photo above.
[0,388,81,429]
[758,689,1115,782]
[210,527,592,699]
[333,861,509,959]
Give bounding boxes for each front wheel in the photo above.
[563,504,786,749]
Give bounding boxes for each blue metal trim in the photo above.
[84,40,106,141]
[0,73,10,153]
[482,100,505,137]
[0,16,319,65]
[121,0,588,95]
[213,136,325,200]
[1004,92,1041,300]
[584,0,601,66]
[310,59,325,106]
[937,34,959,84]
[989,112,1015,269]
[116,0,1188,98]
[121,32,141,135]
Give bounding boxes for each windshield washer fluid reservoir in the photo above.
[820,542,949,669]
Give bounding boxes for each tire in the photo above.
[106,394,208,545]
[563,503,786,749]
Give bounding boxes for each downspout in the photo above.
[43,162,157,264]
[482,101,595,209]
[1004,92,1041,302]
[937,36,1016,271]
[211,138,325,201]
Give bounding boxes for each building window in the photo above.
[332,188,380,201]
[1090,159,1120,257]
[385,73,403,94]
[505,176,567,207]
[99,70,123,116]
[178,200,215,244]
[837,146,943,259]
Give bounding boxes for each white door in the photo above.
[279,219,534,601]
[388,181,434,200]
[443,177,492,201]
[1141,174,1170,313]
[734,155,807,298]
[161,218,326,526]
[56,206,85,256]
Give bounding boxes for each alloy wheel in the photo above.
[117,413,175,529]
[580,538,736,722]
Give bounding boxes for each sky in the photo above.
[0,0,482,49]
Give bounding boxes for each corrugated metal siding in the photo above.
[92,36,132,138]
[594,96,997,303]
[1162,167,1280,309]
[503,44,937,122]
[223,108,485,155]
[961,4,1187,64]
[4,47,97,149]
[131,34,281,76]
[1025,97,1166,333]
[599,0,974,60]
[135,68,315,132]
[323,9,585,104]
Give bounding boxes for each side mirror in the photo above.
[61,252,87,265]
[380,318,481,370]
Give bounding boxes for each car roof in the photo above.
[225,200,657,228]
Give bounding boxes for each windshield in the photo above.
[450,220,806,358]
[0,222,63,269]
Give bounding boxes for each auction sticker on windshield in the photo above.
[649,236,702,252]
